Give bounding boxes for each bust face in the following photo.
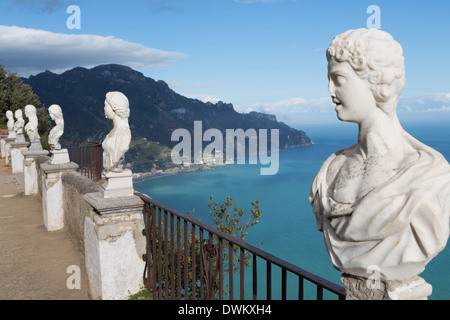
[104,101,115,120]
[328,59,377,124]
[15,109,23,120]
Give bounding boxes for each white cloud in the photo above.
[202,96,222,104]
[234,97,334,125]
[397,94,450,113]
[236,94,450,126]
[237,97,332,114]
[425,106,450,112]
[435,92,450,102]
[0,25,186,76]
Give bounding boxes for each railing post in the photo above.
[23,150,49,196]
[10,142,29,173]
[2,137,16,166]
[40,157,79,231]
[83,191,145,300]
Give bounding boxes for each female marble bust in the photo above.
[48,104,64,151]
[24,105,41,150]
[6,110,16,138]
[14,109,25,142]
[310,29,450,282]
[102,91,131,173]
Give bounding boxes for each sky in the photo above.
[0,0,449,127]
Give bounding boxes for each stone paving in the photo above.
[0,157,90,300]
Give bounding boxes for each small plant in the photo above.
[128,285,150,300]
[135,196,262,300]
[207,195,261,269]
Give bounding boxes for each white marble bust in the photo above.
[48,104,64,151]
[24,104,42,150]
[310,28,450,282]
[14,109,25,142]
[6,110,16,138]
[102,91,131,173]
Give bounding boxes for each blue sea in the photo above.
[135,120,450,300]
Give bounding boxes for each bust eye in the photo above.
[335,75,346,86]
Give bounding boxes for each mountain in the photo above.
[23,64,313,169]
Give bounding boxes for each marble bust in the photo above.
[6,110,16,138]
[48,104,64,151]
[47,104,70,165]
[102,91,131,173]
[309,29,450,286]
[24,105,42,150]
[14,109,25,142]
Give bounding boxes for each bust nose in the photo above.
[328,80,336,96]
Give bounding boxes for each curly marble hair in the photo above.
[327,28,405,117]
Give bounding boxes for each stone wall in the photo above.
[61,171,102,255]
[32,154,145,299]
[36,155,50,199]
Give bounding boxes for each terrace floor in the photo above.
[0,157,90,300]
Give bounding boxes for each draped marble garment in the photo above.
[310,132,450,281]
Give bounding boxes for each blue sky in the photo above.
[0,0,449,127]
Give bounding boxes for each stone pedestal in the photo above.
[83,192,145,300]
[3,137,16,166]
[101,169,134,198]
[23,150,49,196]
[0,135,8,158]
[50,148,71,165]
[10,142,29,174]
[40,161,79,231]
[28,140,43,152]
[341,274,433,300]
[15,133,25,143]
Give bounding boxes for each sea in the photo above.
[134,120,450,300]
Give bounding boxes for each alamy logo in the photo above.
[367,5,381,30]
[171,121,280,175]
[67,5,81,30]
[66,265,81,290]
[366,265,381,290]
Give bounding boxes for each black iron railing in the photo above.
[61,141,102,182]
[136,192,346,300]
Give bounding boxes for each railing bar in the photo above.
[218,237,224,300]
[207,233,214,300]
[199,228,204,300]
[134,192,343,295]
[143,204,152,298]
[170,213,175,300]
[317,285,323,301]
[252,254,257,300]
[183,220,189,300]
[164,210,169,300]
[137,192,346,300]
[176,217,182,300]
[151,205,157,300]
[228,242,233,300]
[157,207,163,300]
[266,261,271,300]
[240,247,245,300]
[191,224,196,300]
[90,147,94,179]
[298,276,304,300]
[282,268,287,300]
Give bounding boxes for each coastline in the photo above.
[131,142,314,183]
[132,163,215,182]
